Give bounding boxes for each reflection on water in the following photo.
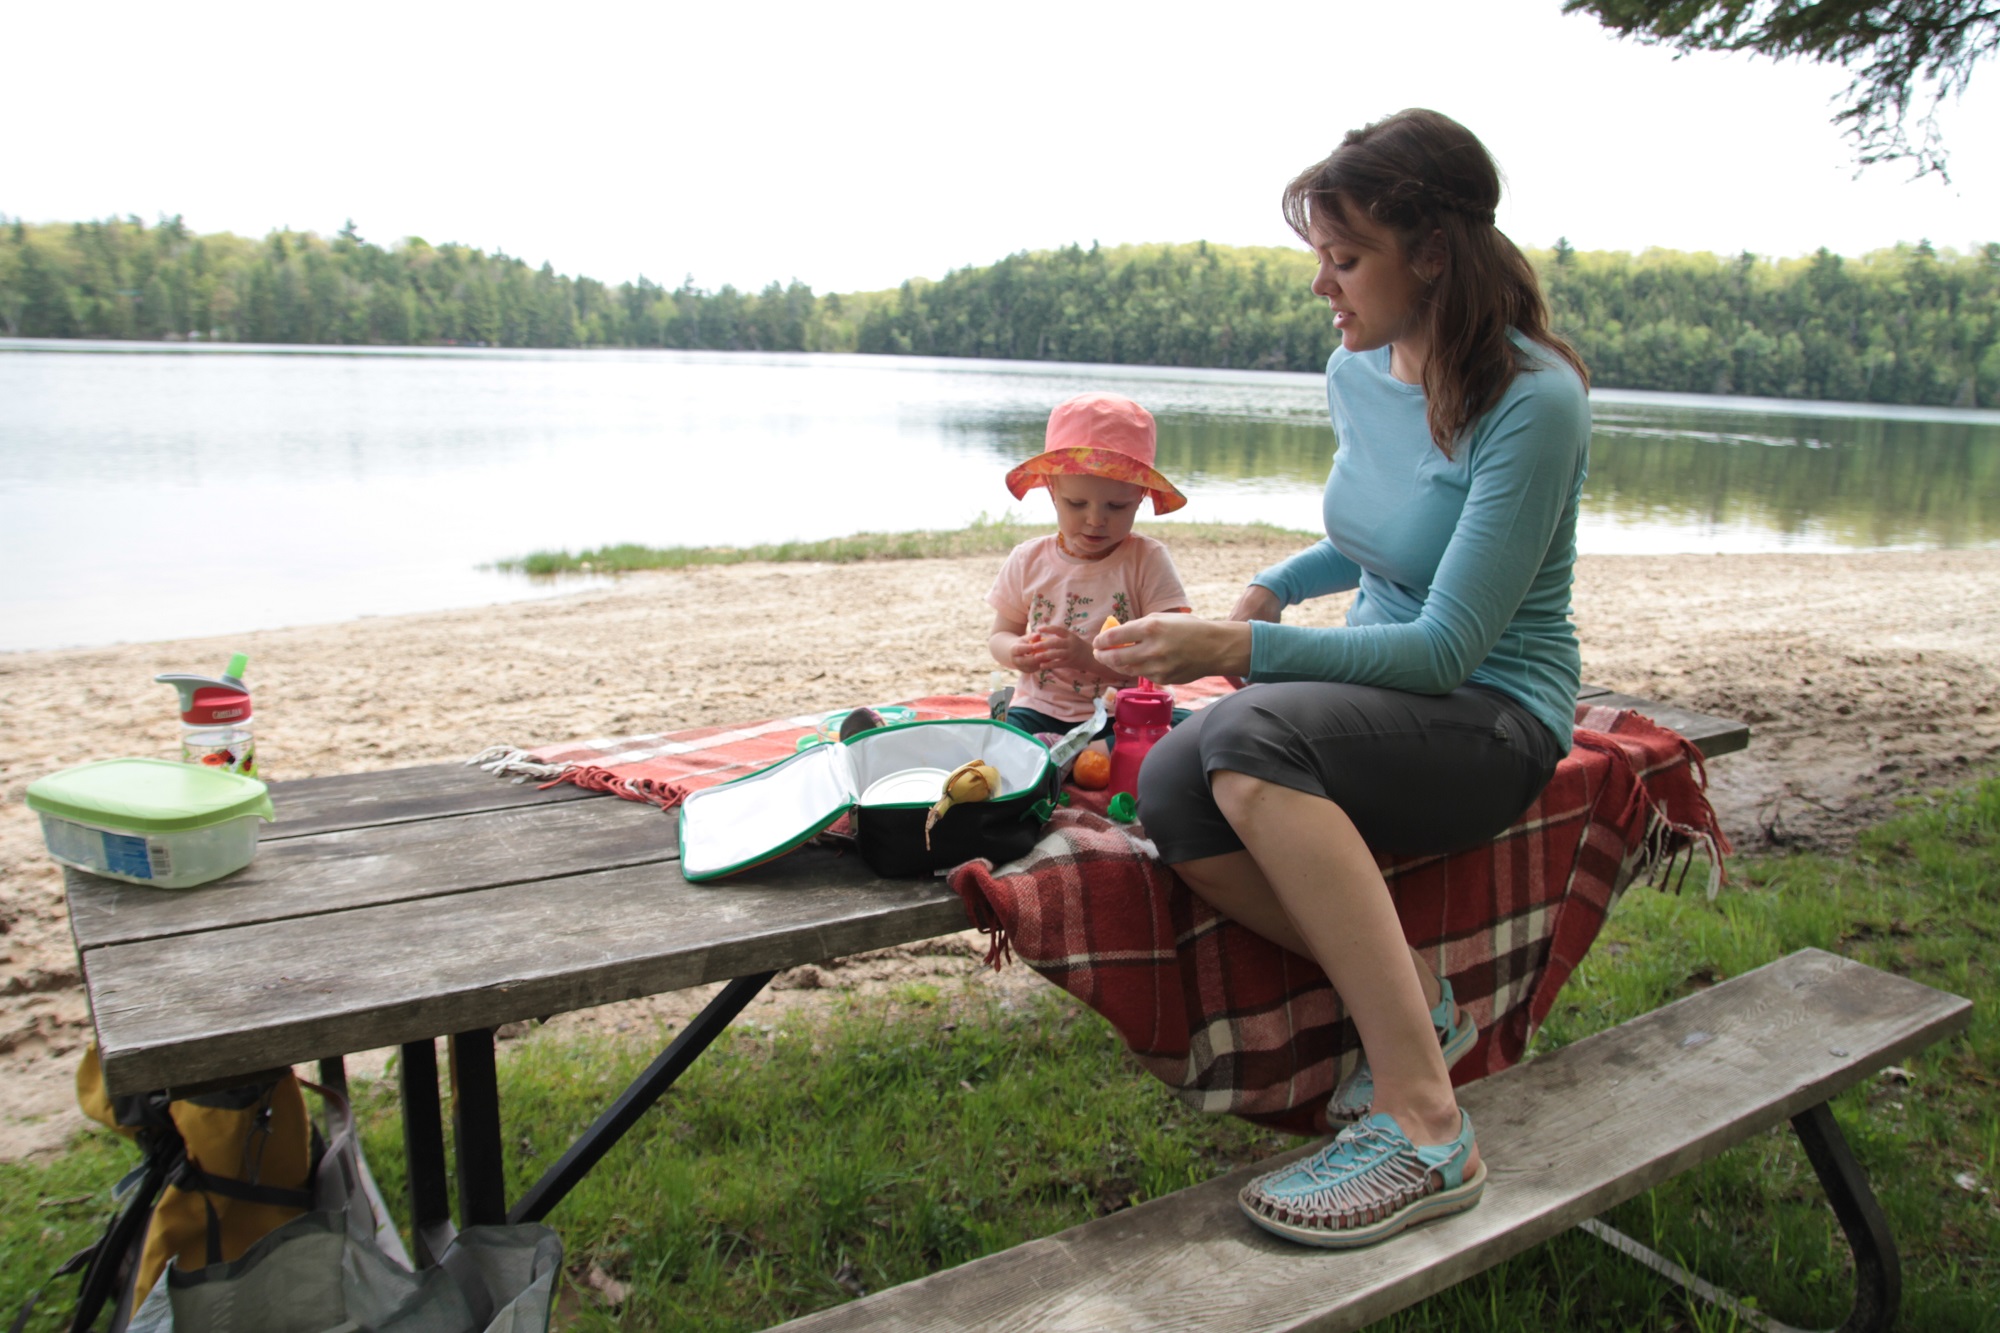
[982,393,2000,550]
[1583,402,2000,549]
[2,340,1996,652]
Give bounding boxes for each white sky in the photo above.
[7,0,1994,294]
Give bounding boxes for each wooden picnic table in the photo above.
[65,684,1749,1266]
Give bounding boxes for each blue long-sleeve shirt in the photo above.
[1249,331,1590,750]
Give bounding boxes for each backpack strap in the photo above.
[63,1119,183,1333]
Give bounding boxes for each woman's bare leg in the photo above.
[1175,770,1474,1167]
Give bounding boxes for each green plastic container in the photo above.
[26,758,276,889]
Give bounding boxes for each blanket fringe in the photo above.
[465,745,573,784]
[463,746,687,809]
[952,883,1014,971]
[544,763,689,810]
[1635,810,1727,900]
[1572,719,1731,900]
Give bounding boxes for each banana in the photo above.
[925,759,1002,847]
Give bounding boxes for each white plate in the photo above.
[858,766,949,807]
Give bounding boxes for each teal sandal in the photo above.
[1329,975,1477,1123]
[1239,1110,1485,1248]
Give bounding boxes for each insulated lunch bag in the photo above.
[678,714,1095,880]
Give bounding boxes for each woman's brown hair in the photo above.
[1282,108,1587,456]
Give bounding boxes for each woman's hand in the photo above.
[1093,613,1253,685]
[1229,583,1284,624]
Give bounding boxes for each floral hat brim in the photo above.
[1005,447,1188,516]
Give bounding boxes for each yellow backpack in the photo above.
[56,1047,317,1330]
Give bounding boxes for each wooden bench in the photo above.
[774,949,1970,1333]
[64,685,1757,1306]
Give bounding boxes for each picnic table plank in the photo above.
[1582,690,1748,758]
[66,797,678,951]
[777,948,1969,1332]
[264,761,603,841]
[82,849,964,1095]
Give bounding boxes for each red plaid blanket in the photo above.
[946,705,1729,1137]
[471,678,1240,807]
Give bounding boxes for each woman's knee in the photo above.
[1170,849,1238,897]
[1208,768,1263,822]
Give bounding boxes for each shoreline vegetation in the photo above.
[3,215,1997,408]
[492,519,1319,576]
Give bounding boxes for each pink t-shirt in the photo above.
[987,533,1191,722]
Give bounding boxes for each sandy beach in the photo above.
[3,542,1997,1161]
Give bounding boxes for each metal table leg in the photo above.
[1579,1099,1901,1333]
[400,1038,456,1265]
[511,971,777,1224]
[450,1028,507,1227]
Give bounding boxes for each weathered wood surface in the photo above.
[264,762,602,841]
[85,847,966,1095]
[775,949,1968,1332]
[1582,689,1749,758]
[67,797,678,951]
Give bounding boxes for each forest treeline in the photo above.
[3,214,1997,407]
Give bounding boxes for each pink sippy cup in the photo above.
[1104,680,1173,802]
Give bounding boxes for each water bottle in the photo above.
[157,652,257,776]
[1104,680,1173,802]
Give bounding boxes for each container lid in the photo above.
[858,767,950,807]
[184,687,252,726]
[26,758,275,832]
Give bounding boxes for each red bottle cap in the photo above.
[1114,684,1173,729]
[184,687,252,726]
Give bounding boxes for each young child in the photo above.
[988,392,1192,739]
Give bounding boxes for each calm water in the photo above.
[4,339,1997,653]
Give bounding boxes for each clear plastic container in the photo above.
[182,721,256,774]
[36,809,267,889]
[26,758,275,889]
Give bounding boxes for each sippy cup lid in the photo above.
[1114,683,1173,729]
[184,687,252,726]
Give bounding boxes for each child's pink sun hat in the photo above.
[1005,392,1188,515]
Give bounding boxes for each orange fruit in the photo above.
[1072,749,1112,790]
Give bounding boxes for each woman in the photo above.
[1094,108,1590,1249]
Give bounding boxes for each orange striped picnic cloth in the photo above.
[470,677,1241,809]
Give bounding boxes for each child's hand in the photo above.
[1005,635,1047,672]
[1028,627,1100,674]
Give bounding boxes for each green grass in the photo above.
[7,777,1996,1330]
[1368,775,2000,1331]
[492,517,1316,576]
[360,991,1292,1330]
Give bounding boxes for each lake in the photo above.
[3,339,1997,653]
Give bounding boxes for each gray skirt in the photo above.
[1136,680,1563,864]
